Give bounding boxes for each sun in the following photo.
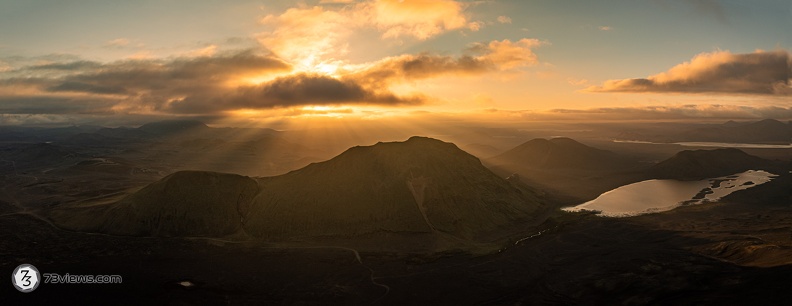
[295,56,342,78]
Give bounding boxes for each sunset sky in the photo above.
[0,0,790,126]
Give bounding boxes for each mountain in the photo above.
[650,148,775,180]
[54,137,545,247]
[489,137,634,171]
[245,136,542,241]
[94,171,259,236]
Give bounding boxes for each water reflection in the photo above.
[613,140,792,149]
[563,170,777,217]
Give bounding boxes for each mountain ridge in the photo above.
[50,136,546,250]
[650,148,776,180]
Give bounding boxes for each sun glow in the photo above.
[294,57,343,78]
[232,59,344,87]
[225,105,412,123]
[238,74,280,85]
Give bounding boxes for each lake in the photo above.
[613,140,792,149]
[563,170,777,217]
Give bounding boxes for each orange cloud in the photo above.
[0,36,546,117]
[257,0,475,72]
[365,0,469,40]
[470,38,543,70]
[339,38,543,98]
[167,73,422,114]
[259,6,353,71]
[184,45,218,58]
[586,50,791,95]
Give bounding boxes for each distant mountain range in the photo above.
[0,120,280,144]
[617,119,792,144]
[0,120,326,176]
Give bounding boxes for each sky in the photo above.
[0,0,790,126]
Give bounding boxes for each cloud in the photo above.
[259,5,352,70]
[0,50,293,114]
[319,0,356,3]
[467,21,484,31]
[184,45,218,58]
[364,0,470,40]
[47,81,129,95]
[0,38,542,118]
[0,49,428,116]
[468,38,544,69]
[104,38,130,48]
[497,16,512,24]
[27,61,103,71]
[127,50,155,60]
[586,50,792,95]
[354,54,488,84]
[567,78,589,86]
[547,104,792,120]
[32,51,291,100]
[352,38,543,85]
[257,0,474,69]
[598,25,612,31]
[167,73,421,114]
[481,104,792,121]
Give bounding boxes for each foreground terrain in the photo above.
[2,120,791,304]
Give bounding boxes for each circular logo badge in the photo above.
[12,264,40,293]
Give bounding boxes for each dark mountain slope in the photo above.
[245,136,543,241]
[650,148,776,180]
[489,137,635,171]
[94,171,258,237]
